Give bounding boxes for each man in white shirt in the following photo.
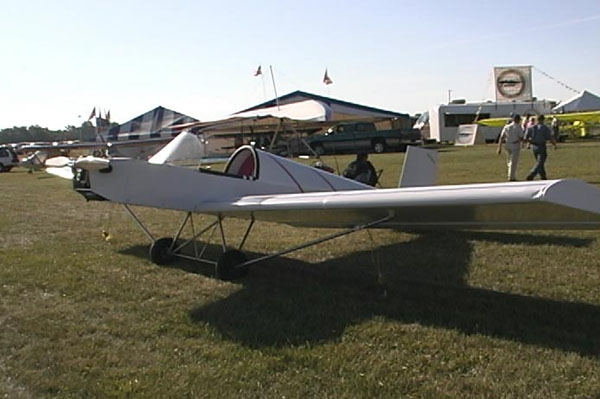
[497,114,524,181]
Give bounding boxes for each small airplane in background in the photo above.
[478,110,600,131]
[48,131,600,281]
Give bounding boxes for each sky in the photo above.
[1,0,599,130]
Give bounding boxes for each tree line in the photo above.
[0,122,118,145]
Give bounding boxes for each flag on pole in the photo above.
[323,69,333,85]
[87,107,96,121]
[106,110,111,122]
[254,65,262,76]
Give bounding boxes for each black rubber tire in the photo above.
[149,237,175,265]
[313,144,325,156]
[373,140,386,153]
[216,250,249,281]
[0,163,5,173]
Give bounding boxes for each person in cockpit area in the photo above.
[343,152,378,186]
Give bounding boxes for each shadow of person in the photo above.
[145,230,599,357]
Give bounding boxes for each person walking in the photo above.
[524,114,557,180]
[551,117,560,141]
[497,114,524,181]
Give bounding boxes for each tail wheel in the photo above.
[216,250,249,280]
[149,237,175,265]
[373,140,386,153]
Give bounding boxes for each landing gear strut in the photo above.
[122,204,392,280]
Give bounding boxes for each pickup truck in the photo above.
[306,122,421,155]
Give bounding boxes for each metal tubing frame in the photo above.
[238,218,255,250]
[217,216,227,251]
[122,204,220,263]
[122,204,393,271]
[171,219,219,255]
[122,204,155,243]
[237,214,393,268]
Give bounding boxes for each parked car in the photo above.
[0,146,19,172]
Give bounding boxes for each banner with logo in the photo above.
[494,66,533,102]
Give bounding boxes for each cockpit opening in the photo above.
[224,146,258,180]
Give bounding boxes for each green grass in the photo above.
[1,142,600,398]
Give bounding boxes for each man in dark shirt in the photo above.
[343,152,378,186]
[524,115,557,180]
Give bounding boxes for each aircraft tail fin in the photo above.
[398,146,438,188]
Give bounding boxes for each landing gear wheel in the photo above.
[216,250,249,281]
[149,237,175,265]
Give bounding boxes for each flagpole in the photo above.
[270,65,280,110]
[94,106,98,141]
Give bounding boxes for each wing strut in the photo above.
[236,214,394,269]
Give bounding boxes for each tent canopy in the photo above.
[103,106,198,141]
[553,90,600,113]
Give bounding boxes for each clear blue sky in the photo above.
[1,0,599,129]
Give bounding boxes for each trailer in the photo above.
[415,100,555,143]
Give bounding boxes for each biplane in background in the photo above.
[48,131,600,280]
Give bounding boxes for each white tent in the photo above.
[232,99,333,121]
[553,90,600,113]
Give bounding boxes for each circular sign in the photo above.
[496,69,526,99]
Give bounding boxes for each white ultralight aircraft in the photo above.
[51,132,600,280]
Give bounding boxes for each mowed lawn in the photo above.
[1,141,600,398]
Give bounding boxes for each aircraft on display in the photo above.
[48,132,600,281]
[478,110,600,128]
[17,136,177,163]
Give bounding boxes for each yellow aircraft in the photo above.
[477,111,600,138]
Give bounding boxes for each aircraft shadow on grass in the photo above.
[120,231,599,356]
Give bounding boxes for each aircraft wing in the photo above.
[478,110,600,127]
[172,100,391,136]
[17,137,174,157]
[224,180,600,230]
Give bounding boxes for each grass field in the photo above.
[1,142,600,398]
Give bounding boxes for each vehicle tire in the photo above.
[0,163,5,173]
[313,144,325,156]
[372,140,386,153]
[216,250,248,281]
[149,237,175,265]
